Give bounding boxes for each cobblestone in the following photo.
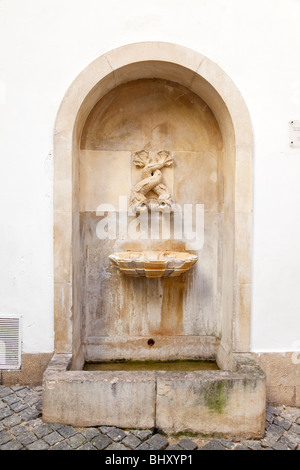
[144,433,169,450]
[199,439,227,450]
[273,416,292,431]
[91,434,112,450]
[107,442,128,450]
[131,429,153,441]
[65,433,86,449]
[17,430,38,446]
[43,431,64,446]
[0,385,300,450]
[177,437,198,450]
[241,440,261,450]
[106,427,127,442]
[135,442,153,450]
[122,433,141,449]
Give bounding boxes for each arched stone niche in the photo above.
[53,42,253,370]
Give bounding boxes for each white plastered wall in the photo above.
[0,0,299,353]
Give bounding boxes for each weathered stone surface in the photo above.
[91,434,112,450]
[242,440,261,450]
[19,407,41,421]
[272,442,290,450]
[15,387,31,398]
[17,431,38,446]
[3,394,20,406]
[145,434,169,450]
[122,433,141,449]
[0,387,13,398]
[200,440,226,450]
[1,439,24,450]
[273,416,292,431]
[99,425,116,434]
[0,430,13,445]
[10,424,28,436]
[54,424,77,438]
[218,439,236,449]
[155,361,266,438]
[79,427,99,440]
[31,423,53,438]
[27,439,50,450]
[107,442,128,450]
[43,431,64,446]
[50,441,73,450]
[106,427,127,442]
[43,367,156,429]
[131,429,153,441]
[9,401,28,413]
[280,432,300,450]
[0,407,13,420]
[65,433,86,449]
[262,423,285,447]
[291,423,300,435]
[266,406,280,416]
[280,407,300,422]
[136,442,152,450]
[78,442,97,450]
[178,437,198,450]
[1,413,22,428]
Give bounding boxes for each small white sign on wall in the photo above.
[289,121,300,147]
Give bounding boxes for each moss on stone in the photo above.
[203,381,228,414]
[83,360,219,371]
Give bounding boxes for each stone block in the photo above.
[155,355,266,439]
[43,357,156,429]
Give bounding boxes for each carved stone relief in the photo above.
[129,150,175,214]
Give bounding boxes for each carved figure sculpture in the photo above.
[129,150,175,213]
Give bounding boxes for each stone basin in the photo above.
[109,251,198,278]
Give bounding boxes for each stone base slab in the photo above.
[0,353,53,386]
[253,352,300,407]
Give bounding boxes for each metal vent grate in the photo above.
[0,315,22,369]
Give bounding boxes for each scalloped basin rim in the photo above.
[109,251,198,260]
[109,251,198,278]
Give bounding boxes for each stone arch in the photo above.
[53,42,253,369]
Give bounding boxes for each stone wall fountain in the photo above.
[109,149,198,279]
[42,43,266,438]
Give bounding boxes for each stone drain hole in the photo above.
[147,338,155,347]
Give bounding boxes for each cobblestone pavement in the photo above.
[1,384,300,450]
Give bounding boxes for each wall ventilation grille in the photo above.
[0,315,22,369]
